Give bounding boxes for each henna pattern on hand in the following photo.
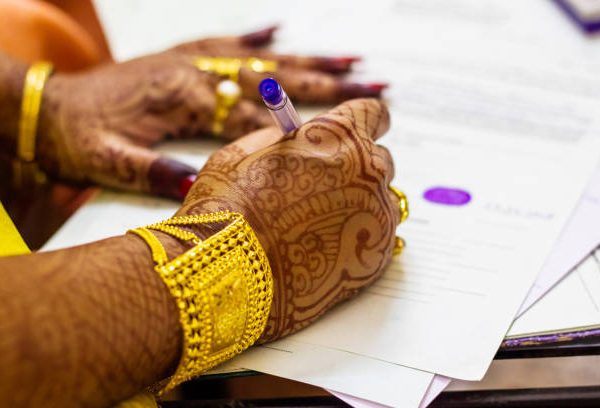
[2,27,385,197]
[179,98,398,341]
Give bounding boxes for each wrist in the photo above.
[122,222,220,380]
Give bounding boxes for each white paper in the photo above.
[331,248,600,408]
[414,174,600,408]
[218,341,433,408]
[509,249,600,336]
[517,171,600,315]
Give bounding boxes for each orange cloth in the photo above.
[0,0,107,71]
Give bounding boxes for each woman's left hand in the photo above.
[36,27,385,199]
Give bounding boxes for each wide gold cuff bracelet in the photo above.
[129,211,273,394]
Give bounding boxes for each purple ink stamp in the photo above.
[423,187,471,206]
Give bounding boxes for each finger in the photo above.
[174,26,362,74]
[238,68,388,104]
[240,25,279,47]
[268,55,362,74]
[185,45,362,74]
[221,99,273,140]
[148,156,198,200]
[168,69,273,140]
[372,144,395,185]
[172,25,279,53]
[312,98,391,141]
[89,133,196,200]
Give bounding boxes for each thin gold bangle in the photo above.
[13,61,53,188]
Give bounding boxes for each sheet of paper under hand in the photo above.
[333,247,600,408]
[415,171,600,408]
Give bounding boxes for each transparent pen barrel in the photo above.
[268,96,302,134]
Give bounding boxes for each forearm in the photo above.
[0,52,26,156]
[0,233,183,408]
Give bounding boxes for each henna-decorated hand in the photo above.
[36,27,386,199]
[177,98,400,341]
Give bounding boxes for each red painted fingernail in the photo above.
[366,82,389,92]
[339,82,389,99]
[336,56,362,64]
[317,56,362,73]
[149,157,197,200]
[241,25,279,47]
[178,174,196,199]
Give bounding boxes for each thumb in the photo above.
[89,134,196,200]
[316,98,390,141]
[148,156,197,200]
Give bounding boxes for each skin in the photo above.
[0,26,385,199]
[0,98,400,407]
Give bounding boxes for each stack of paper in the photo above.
[46,1,600,406]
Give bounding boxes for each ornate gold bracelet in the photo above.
[129,211,273,394]
[13,61,53,189]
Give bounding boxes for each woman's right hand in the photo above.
[178,98,400,341]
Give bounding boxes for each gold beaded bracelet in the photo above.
[13,61,53,189]
[129,211,273,394]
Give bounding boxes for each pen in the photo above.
[258,78,302,133]
[180,78,301,199]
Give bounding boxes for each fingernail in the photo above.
[339,82,389,99]
[241,25,279,47]
[318,56,362,73]
[149,157,197,200]
[178,174,196,199]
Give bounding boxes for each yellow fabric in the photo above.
[0,202,30,256]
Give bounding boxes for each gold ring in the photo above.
[194,57,278,135]
[212,79,241,135]
[393,236,405,256]
[388,186,409,223]
[193,57,278,82]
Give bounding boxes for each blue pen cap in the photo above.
[259,78,284,105]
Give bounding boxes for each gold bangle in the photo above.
[129,211,273,394]
[388,186,409,256]
[388,186,409,223]
[193,57,278,135]
[13,61,53,188]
